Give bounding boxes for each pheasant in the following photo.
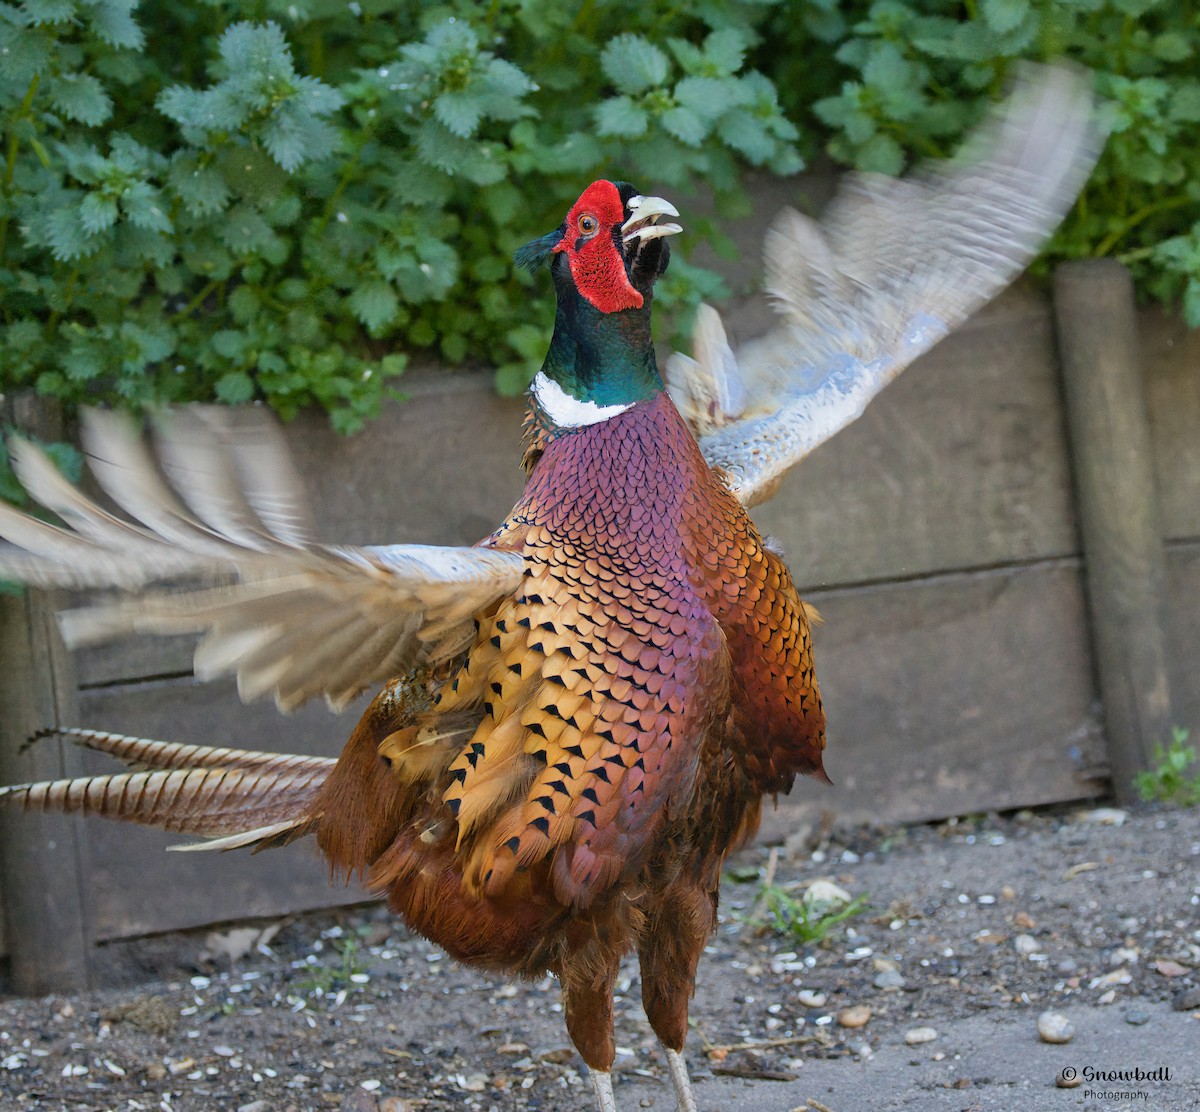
[0,67,1099,1112]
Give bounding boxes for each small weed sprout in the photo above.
[731,851,867,945]
[1134,728,1200,807]
[758,885,869,946]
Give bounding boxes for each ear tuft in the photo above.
[514,228,565,272]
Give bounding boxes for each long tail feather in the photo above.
[0,749,333,849]
[29,726,336,775]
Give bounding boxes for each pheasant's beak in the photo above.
[621,195,683,245]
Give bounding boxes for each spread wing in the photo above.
[0,406,524,712]
[665,64,1105,508]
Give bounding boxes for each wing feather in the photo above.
[665,64,1105,507]
[0,406,524,712]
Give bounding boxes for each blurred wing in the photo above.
[665,64,1105,508]
[0,406,524,712]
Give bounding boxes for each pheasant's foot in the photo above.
[589,1067,617,1112]
[664,1046,698,1112]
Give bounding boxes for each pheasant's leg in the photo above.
[663,1046,698,1112]
[589,1067,617,1112]
[561,945,622,1112]
[638,883,715,1112]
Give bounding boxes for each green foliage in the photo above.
[754,884,869,946]
[1134,727,1200,806]
[734,867,869,946]
[762,0,1200,321]
[3,0,1200,430]
[0,0,800,422]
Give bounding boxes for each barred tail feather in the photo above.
[0,751,334,851]
[31,726,336,776]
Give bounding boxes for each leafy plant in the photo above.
[1134,727,1200,806]
[744,878,868,946]
[291,937,365,998]
[761,0,1200,323]
[4,0,1200,440]
[0,0,800,426]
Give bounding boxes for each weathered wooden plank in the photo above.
[1054,260,1174,803]
[77,678,372,941]
[0,396,93,989]
[759,562,1106,840]
[0,590,95,985]
[1141,308,1200,542]
[1164,543,1200,746]
[753,286,1080,589]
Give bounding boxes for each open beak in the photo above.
[622,195,683,245]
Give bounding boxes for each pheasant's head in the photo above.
[516,180,681,314]
[519,180,682,421]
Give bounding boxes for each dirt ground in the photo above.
[1,802,1197,1112]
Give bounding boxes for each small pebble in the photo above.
[904,1027,938,1045]
[237,1103,269,1112]
[1013,934,1041,955]
[380,1100,417,1112]
[874,969,905,991]
[1037,1011,1074,1044]
[797,990,826,1008]
[837,1004,871,1029]
[1056,958,1078,975]
[1125,1008,1150,1026]
[1057,1069,1082,1089]
[1172,985,1200,1012]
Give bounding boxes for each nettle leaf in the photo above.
[86,0,144,49]
[595,96,649,138]
[79,191,118,234]
[228,284,260,323]
[48,73,114,126]
[435,91,484,138]
[262,105,340,171]
[120,181,172,233]
[168,157,230,216]
[716,112,775,164]
[675,76,748,121]
[980,0,1030,35]
[701,28,752,76]
[661,105,707,146]
[23,0,77,25]
[348,281,399,334]
[855,131,905,175]
[667,38,706,76]
[219,203,278,254]
[45,205,97,261]
[602,34,670,95]
[1170,82,1200,122]
[216,21,293,82]
[0,22,54,83]
[216,371,256,403]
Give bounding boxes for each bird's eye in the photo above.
[577,214,598,236]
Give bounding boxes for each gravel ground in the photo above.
[1,803,1197,1112]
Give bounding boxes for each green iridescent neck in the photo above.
[539,285,662,407]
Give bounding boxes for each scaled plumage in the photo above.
[0,65,1102,1112]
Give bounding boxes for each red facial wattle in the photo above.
[554,180,645,314]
